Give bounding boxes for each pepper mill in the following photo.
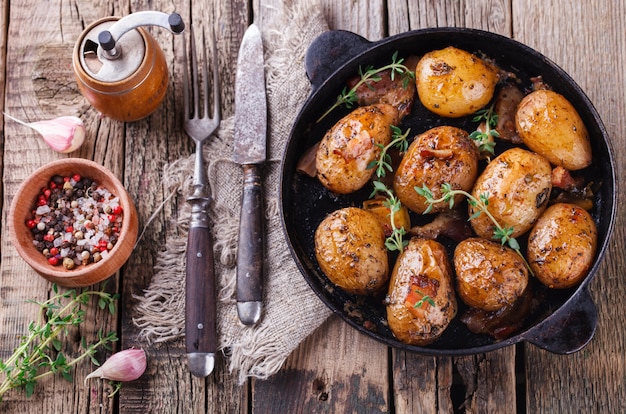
[72,11,184,122]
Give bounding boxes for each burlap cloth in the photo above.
[132,1,333,384]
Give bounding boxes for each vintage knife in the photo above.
[233,24,267,326]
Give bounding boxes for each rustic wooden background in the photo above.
[0,0,624,412]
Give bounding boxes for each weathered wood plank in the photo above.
[254,316,389,413]
[0,0,122,412]
[117,0,249,413]
[513,0,626,412]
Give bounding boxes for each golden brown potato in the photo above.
[415,46,498,118]
[527,203,597,289]
[316,104,400,194]
[470,147,552,239]
[315,207,389,295]
[454,238,529,312]
[515,89,592,170]
[395,126,479,214]
[386,237,457,345]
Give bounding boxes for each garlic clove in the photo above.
[4,113,86,153]
[84,348,147,385]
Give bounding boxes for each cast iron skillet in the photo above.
[280,28,617,355]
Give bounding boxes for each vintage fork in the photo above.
[182,25,220,378]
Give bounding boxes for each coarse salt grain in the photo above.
[28,174,124,269]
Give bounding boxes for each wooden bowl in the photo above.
[8,158,138,287]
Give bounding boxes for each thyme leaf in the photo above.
[367,126,411,178]
[413,290,436,308]
[470,103,500,157]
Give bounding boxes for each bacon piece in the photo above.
[409,208,472,242]
[419,148,454,159]
[347,56,419,120]
[494,83,524,144]
[460,286,541,340]
[551,166,585,191]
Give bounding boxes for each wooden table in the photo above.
[1,0,624,412]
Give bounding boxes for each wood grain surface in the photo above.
[0,0,624,413]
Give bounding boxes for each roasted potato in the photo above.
[386,238,457,345]
[395,126,479,214]
[415,46,498,117]
[315,207,389,295]
[527,203,598,289]
[454,238,529,312]
[316,103,400,194]
[515,89,592,170]
[470,147,552,239]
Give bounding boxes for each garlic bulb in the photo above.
[4,113,86,153]
[84,348,147,385]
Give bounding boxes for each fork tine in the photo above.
[200,28,210,118]
[211,29,220,123]
[182,32,189,119]
[190,26,200,119]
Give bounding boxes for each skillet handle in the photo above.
[525,288,597,354]
[305,30,372,90]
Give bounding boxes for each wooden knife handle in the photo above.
[185,226,217,354]
[236,164,264,303]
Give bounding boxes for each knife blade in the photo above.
[233,24,267,326]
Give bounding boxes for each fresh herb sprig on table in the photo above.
[317,51,416,123]
[0,283,119,402]
[469,103,499,157]
[414,183,534,276]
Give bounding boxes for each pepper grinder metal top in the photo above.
[73,11,184,122]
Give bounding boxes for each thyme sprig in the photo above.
[413,290,436,308]
[469,103,499,157]
[415,183,534,276]
[0,284,119,402]
[317,51,416,122]
[366,125,411,178]
[370,180,408,252]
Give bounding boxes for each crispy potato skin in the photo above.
[316,103,400,194]
[386,238,457,345]
[527,203,598,289]
[470,147,552,239]
[415,46,498,118]
[315,207,389,295]
[516,89,592,170]
[395,126,479,214]
[454,238,529,312]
